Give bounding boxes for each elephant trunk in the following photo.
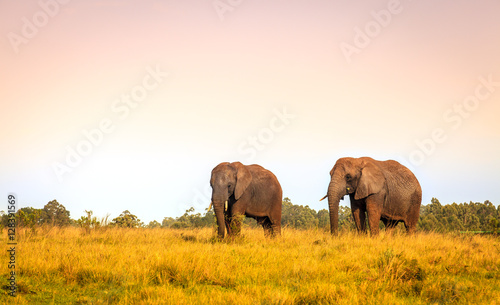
[327,175,347,235]
[212,188,228,238]
[213,200,226,238]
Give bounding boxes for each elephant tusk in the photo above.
[225,200,228,211]
[208,202,213,211]
[319,195,327,201]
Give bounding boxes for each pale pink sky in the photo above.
[1,0,499,222]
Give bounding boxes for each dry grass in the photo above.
[1,226,499,304]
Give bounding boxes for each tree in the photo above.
[76,210,109,233]
[111,210,143,228]
[338,206,355,231]
[317,209,330,229]
[200,208,216,227]
[18,207,43,227]
[446,215,464,231]
[147,220,161,228]
[490,217,500,233]
[162,217,176,228]
[0,210,7,229]
[418,199,498,232]
[281,197,319,229]
[41,200,71,226]
[169,207,216,228]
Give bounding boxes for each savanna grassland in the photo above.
[1,227,499,304]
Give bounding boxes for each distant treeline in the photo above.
[2,197,499,233]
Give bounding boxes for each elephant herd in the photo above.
[209,157,422,238]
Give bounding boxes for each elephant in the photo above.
[209,162,282,238]
[320,157,422,235]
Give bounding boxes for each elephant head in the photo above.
[210,162,251,237]
[321,157,385,234]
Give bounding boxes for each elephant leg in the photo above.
[261,218,273,237]
[351,201,367,233]
[382,218,398,235]
[267,210,281,237]
[225,213,232,236]
[367,212,381,235]
[366,196,383,236]
[405,201,420,235]
[225,210,242,237]
[229,203,247,236]
[404,221,417,234]
[270,220,281,237]
[255,217,273,237]
[231,213,244,236]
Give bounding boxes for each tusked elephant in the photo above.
[209,162,282,238]
[320,157,422,235]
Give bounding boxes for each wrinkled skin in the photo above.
[322,157,422,235]
[210,162,282,238]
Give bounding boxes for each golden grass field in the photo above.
[1,226,499,304]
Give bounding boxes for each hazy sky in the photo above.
[1,0,499,223]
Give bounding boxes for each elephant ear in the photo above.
[355,162,385,200]
[233,162,252,200]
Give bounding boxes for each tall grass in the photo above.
[2,227,499,304]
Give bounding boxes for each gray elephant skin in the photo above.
[210,162,282,238]
[322,157,422,235]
